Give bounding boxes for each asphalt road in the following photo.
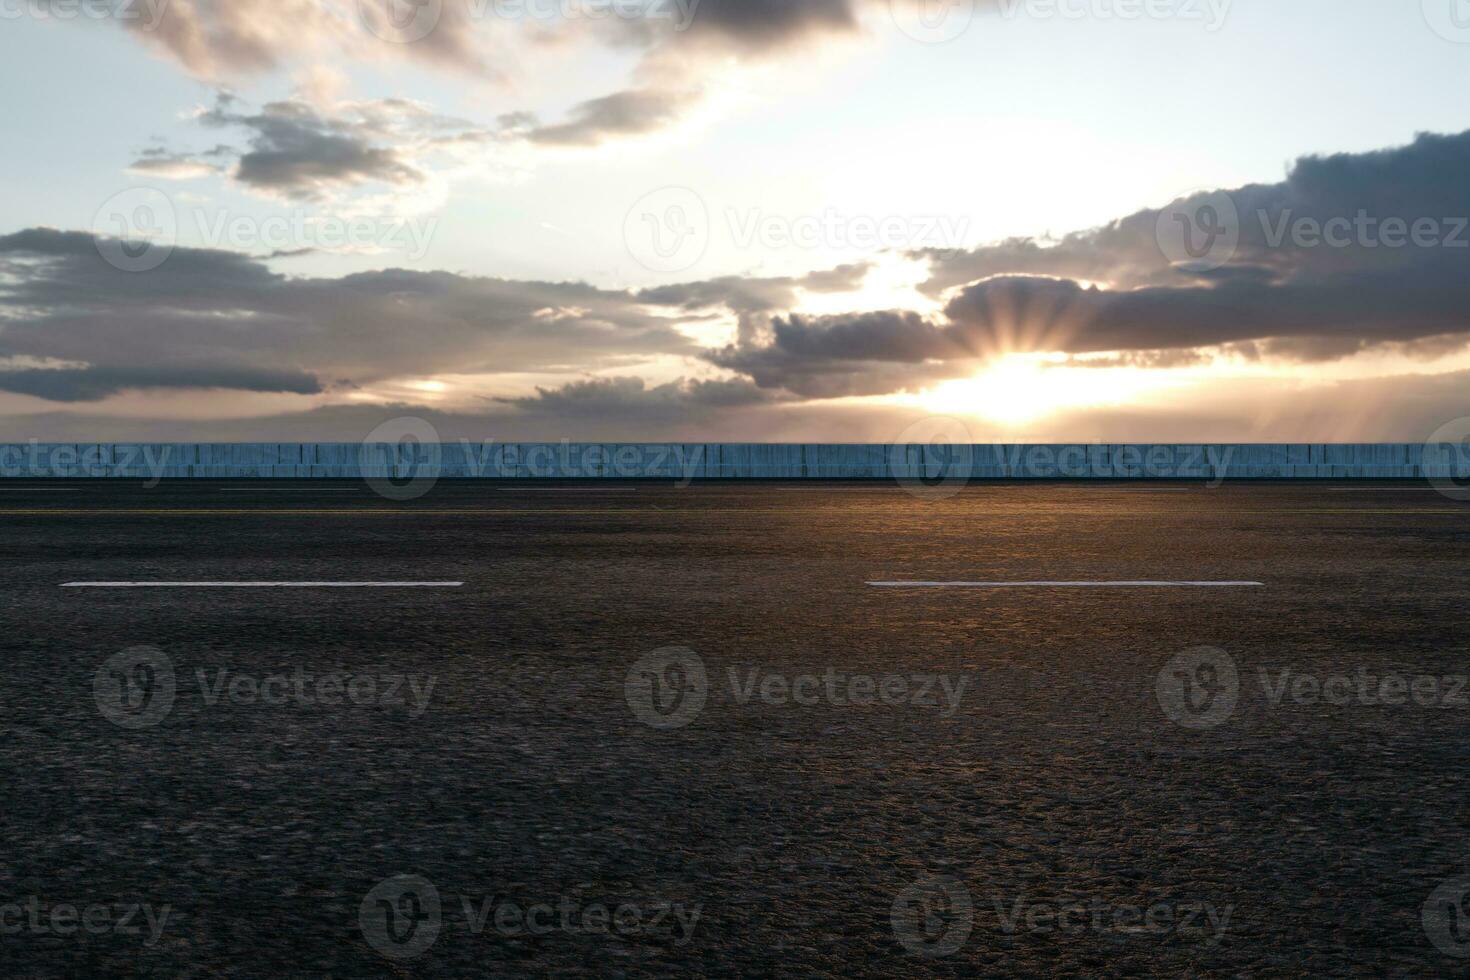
[2,480,1469,977]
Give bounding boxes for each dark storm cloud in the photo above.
[0,229,693,402]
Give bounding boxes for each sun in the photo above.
[912,354,1183,427]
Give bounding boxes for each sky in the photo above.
[2,0,1470,442]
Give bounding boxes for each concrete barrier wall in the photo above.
[0,443,1467,480]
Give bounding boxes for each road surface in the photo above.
[1,481,1468,975]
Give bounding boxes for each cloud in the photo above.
[111,0,864,82]
[711,129,1470,397]
[0,365,322,402]
[500,375,782,419]
[7,126,1470,437]
[526,88,702,146]
[679,0,859,47]
[636,262,871,313]
[0,228,693,402]
[126,148,224,180]
[920,129,1470,291]
[139,92,522,208]
[199,94,430,200]
[8,363,1467,443]
[87,0,868,154]
[940,263,1470,357]
[637,263,873,345]
[707,310,965,397]
[119,0,487,79]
